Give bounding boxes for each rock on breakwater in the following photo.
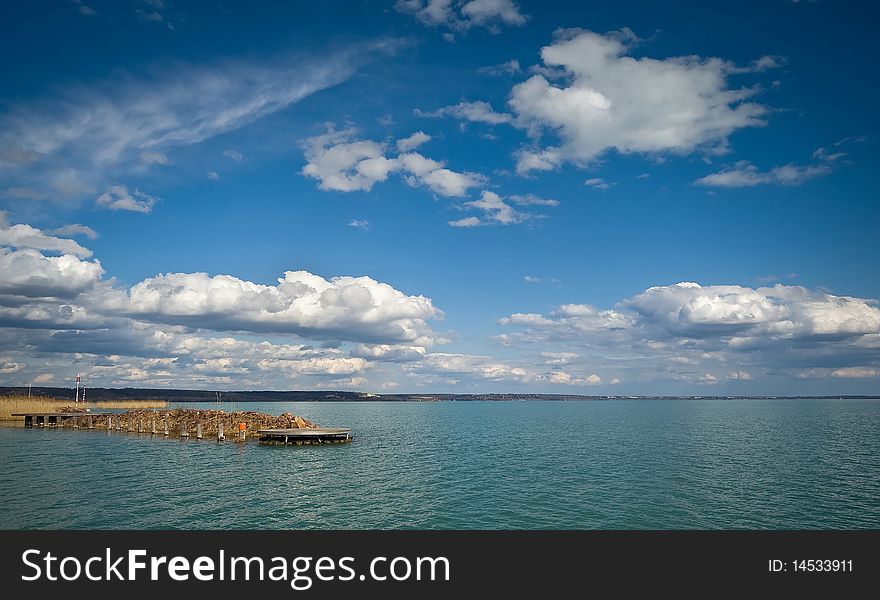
[55,408,317,440]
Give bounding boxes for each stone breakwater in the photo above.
[53,408,317,440]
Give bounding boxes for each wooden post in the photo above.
[87,417,93,429]
[151,419,157,434]
[128,419,134,432]
[196,422,203,439]
[137,419,143,433]
[72,416,78,429]
[107,416,112,430]
[163,420,169,436]
[181,421,188,438]
[218,422,224,441]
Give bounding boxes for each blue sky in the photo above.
[1,0,878,394]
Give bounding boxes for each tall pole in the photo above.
[75,374,80,403]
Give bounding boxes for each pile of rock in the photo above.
[60,408,317,440]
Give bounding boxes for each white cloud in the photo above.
[222,149,243,162]
[396,0,526,33]
[547,370,601,386]
[478,59,521,76]
[448,216,482,228]
[695,162,830,187]
[416,100,513,125]
[459,190,531,225]
[694,147,846,187]
[0,247,104,298]
[348,219,371,231]
[48,224,98,240]
[0,221,93,257]
[499,282,880,386]
[508,194,559,207]
[509,29,770,173]
[96,185,157,213]
[830,367,879,379]
[71,1,96,16]
[584,177,612,190]
[206,171,219,180]
[301,128,484,197]
[727,370,753,380]
[101,270,443,345]
[395,131,431,152]
[139,151,169,165]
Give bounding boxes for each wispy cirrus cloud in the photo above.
[694,146,849,188]
[0,42,390,206]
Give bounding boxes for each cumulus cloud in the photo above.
[0,218,93,257]
[584,177,613,190]
[416,101,512,125]
[98,270,443,345]
[396,0,526,33]
[508,29,770,173]
[96,185,158,213]
[395,131,431,152]
[301,128,484,197]
[0,221,457,390]
[499,282,880,386]
[0,248,104,298]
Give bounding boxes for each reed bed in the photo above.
[0,395,168,421]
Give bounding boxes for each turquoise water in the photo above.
[1,399,878,529]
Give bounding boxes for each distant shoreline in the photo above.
[2,387,878,403]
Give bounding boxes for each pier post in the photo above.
[72,416,78,429]
[87,417,93,429]
[218,423,224,441]
[163,420,169,436]
[197,422,203,439]
[107,416,112,430]
[181,422,188,438]
[151,419,157,434]
[128,419,134,432]
[137,419,142,433]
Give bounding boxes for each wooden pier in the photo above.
[257,428,352,445]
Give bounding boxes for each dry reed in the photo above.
[0,395,168,421]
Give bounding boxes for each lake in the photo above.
[1,399,878,529]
